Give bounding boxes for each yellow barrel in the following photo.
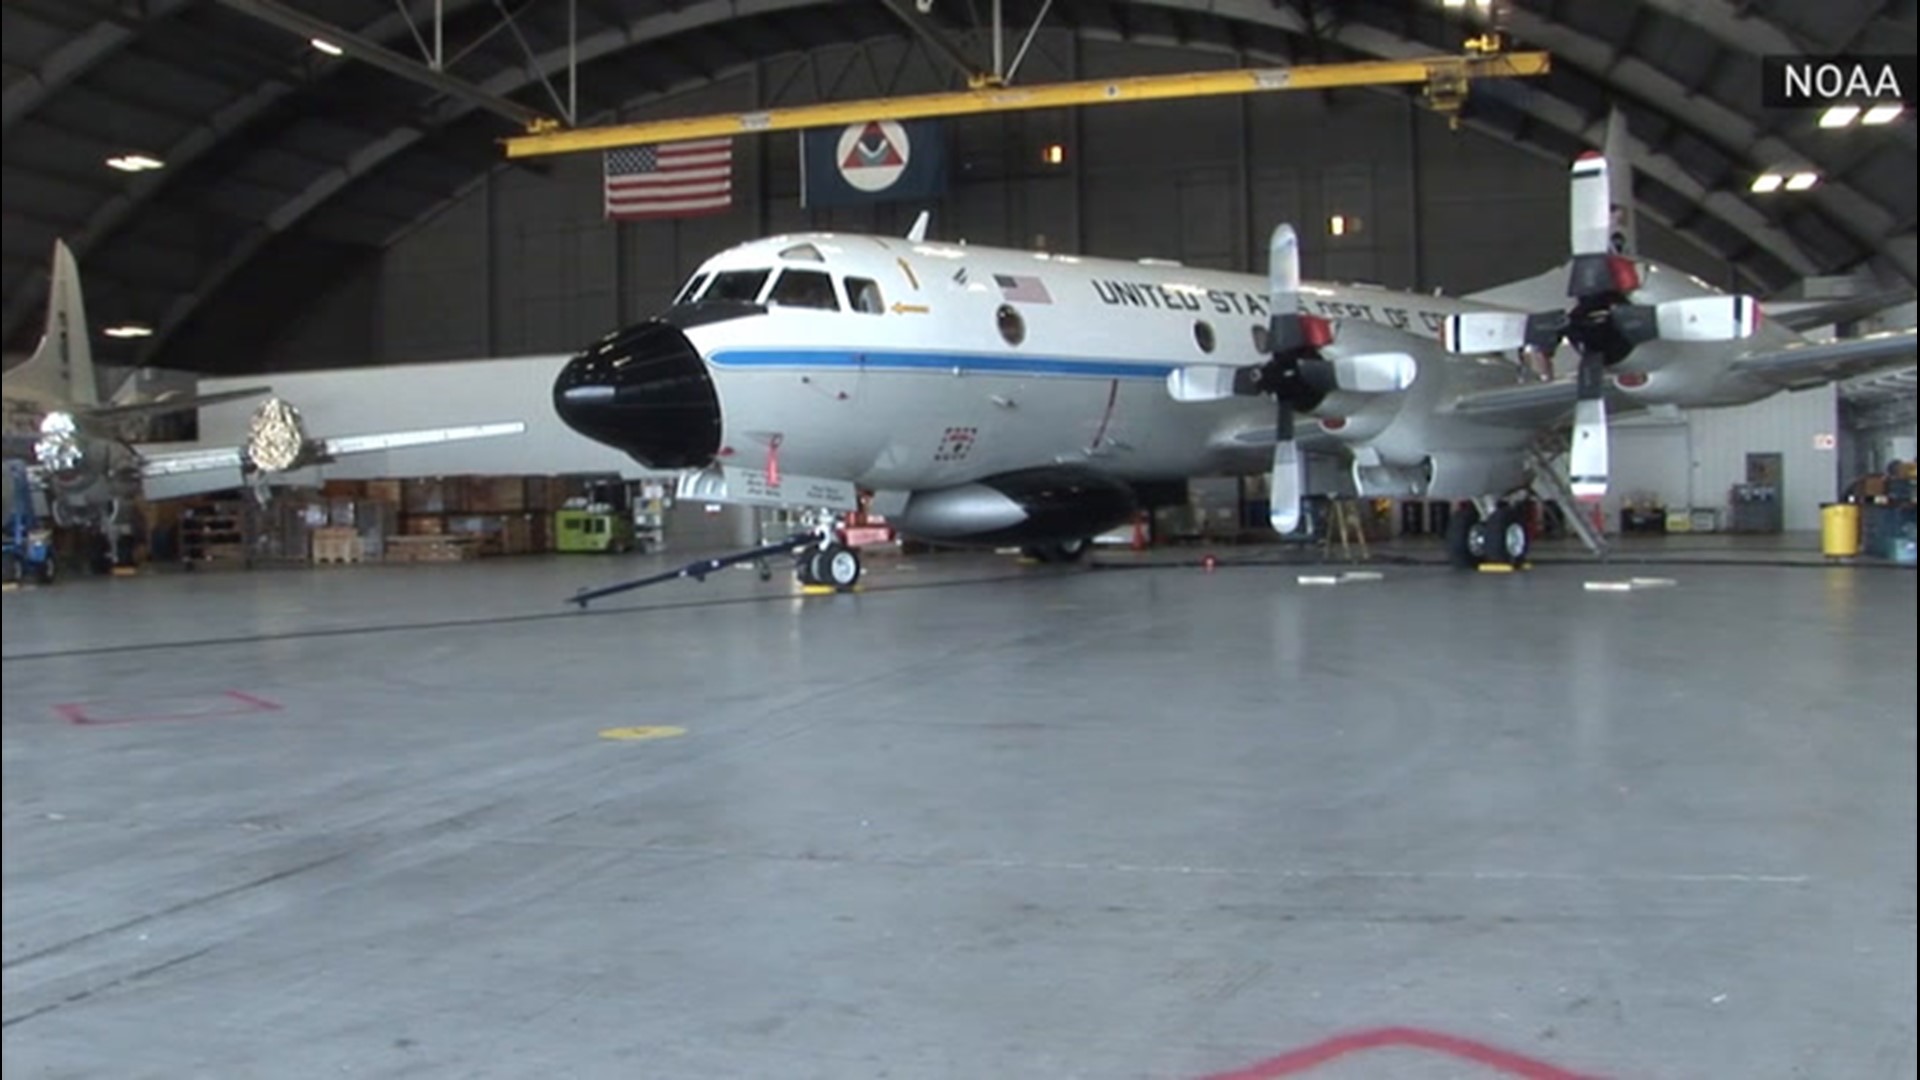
[1820,503,1861,557]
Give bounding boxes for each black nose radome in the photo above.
[554,322,721,469]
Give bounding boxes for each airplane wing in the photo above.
[138,411,526,499]
[1447,379,1581,427]
[1726,329,1917,390]
[1762,291,1914,333]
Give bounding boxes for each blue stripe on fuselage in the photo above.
[708,349,1178,380]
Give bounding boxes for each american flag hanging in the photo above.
[603,138,733,221]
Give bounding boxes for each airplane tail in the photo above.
[9,240,100,407]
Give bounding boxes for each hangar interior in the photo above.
[4,2,1917,1078]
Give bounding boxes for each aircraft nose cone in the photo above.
[554,321,721,469]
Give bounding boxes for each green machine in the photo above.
[555,508,635,554]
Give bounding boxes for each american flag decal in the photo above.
[604,139,733,221]
[994,273,1052,304]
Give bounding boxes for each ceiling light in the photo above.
[1819,104,1861,128]
[105,153,164,173]
[310,37,344,56]
[1750,173,1784,193]
[1784,171,1820,191]
[1861,103,1904,125]
[103,324,154,339]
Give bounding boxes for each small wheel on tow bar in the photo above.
[794,550,820,586]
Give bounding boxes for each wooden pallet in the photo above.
[311,527,367,564]
[383,535,479,563]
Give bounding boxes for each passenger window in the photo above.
[673,273,710,304]
[846,277,885,315]
[769,269,840,311]
[706,269,771,303]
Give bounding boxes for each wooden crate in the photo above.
[321,479,366,498]
[365,479,403,506]
[385,535,479,563]
[467,475,527,513]
[311,526,365,564]
[401,514,446,536]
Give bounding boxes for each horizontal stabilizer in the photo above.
[1444,312,1529,354]
[82,386,273,424]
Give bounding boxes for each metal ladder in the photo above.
[1527,434,1610,557]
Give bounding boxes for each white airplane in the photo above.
[3,240,527,530]
[552,164,1915,590]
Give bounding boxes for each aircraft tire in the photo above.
[1022,539,1089,564]
[1494,506,1530,564]
[819,545,862,589]
[1446,502,1482,570]
[794,550,820,586]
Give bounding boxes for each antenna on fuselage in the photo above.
[906,211,931,243]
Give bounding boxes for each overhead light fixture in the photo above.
[103,323,154,339]
[1040,142,1066,166]
[105,153,164,173]
[1819,104,1861,128]
[1329,213,1353,237]
[1750,173,1784,193]
[1784,171,1820,191]
[1441,0,1469,8]
[310,37,344,56]
[1861,103,1904,125]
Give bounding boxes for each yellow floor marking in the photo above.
[599,726,687,741]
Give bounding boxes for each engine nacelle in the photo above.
[892,466,1137,545]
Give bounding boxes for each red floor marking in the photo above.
[1200,1026,1603,1080]
[56,690,283,726]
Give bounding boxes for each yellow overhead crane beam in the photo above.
[503,50,1549,160]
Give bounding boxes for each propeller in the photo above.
[1442,153,1757,500]
[1166,225,1418,536]
[1252,226,1339,535]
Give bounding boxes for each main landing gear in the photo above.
[1446,499,1532,570]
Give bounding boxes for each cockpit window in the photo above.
[779,243,826,262]
[768,269,839,311]
[846,277,885,315]
[674,273,710,304]
[705,269,771,303]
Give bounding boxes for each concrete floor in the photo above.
[3,545,1914,1079]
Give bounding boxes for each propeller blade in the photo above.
[1269,433,1304,536]
[1569,395,1610,500]
[1330,351,1418,393]
[1166,365,1240,403]
[1269,224,1301,317]
[1655,295,1759,341]
[1443,312,1530,354]
[1569,351,1609,499]
[1570,153,1612,258]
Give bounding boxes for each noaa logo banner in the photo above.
[1762,55,1914,107]
[800,119,948,208]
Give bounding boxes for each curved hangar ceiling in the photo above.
[2,0,1914,372]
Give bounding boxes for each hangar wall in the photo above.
[250,36,1738,374]
[1607,385,1842,533]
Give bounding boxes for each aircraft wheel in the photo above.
[818,544,862,590]
[1446,502,1482,570]
[794,550,820,586]
[1492,506,1531,564]
[35,557,55,585]
[1022,538,1089,564]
